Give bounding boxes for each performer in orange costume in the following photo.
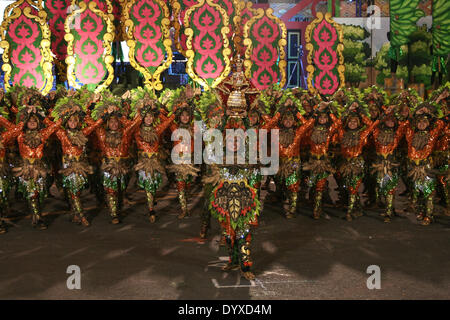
[335,101,379,221]
[51,97,103,227]
[430,84,449,213]
[404,103,444,225]
[0,93,24,233]
[303,102,340,220]
[92,92,141,224]
[0,92,61,230]
[272,96,314,218]
[165,86,201,220]
[131,88,176,223]
[370,106,408,222]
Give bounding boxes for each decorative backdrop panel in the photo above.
[45,0,71,79]
[243,8,287,90]
[65,1,114,92]
[305,12,344,96]
[184,0,231,90]
[124,0,172,90]
[0,0,53,94]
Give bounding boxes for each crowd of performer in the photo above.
[0,81,448,281]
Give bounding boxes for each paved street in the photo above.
[0,179,449,300]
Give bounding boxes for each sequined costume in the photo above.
[371,119,408,221]
[433,117,449,211]
[54,116,103,226]
[95,114,141,223]
[405,116,444,225]
[207,162,260,280]
[304,111,340,219]
[134,111,175,222]
[275,112,314,217]
[168,119,200,219]
[0,113,60,229]
[336,114,379,221]
[0,118,24,233]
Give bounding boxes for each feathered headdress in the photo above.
[258,84,283,114]
[391,88,422,110]
[16,87,43,108]
[341,98,370,128]
[412,102,438,128]
[16,103,46,125]
[129,86,160,119]
[91,89,123,121]
[363,86,388,109]
[4,85,29,110]
[195,89,224,122]
[51,96,86,126]
[275,88,305,116]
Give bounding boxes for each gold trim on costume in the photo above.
[305,12,345,95]
[124,0,173,91]
[0,0,53,95]
[64,1,115,93]
[184,0,231,90]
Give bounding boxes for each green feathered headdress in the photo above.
[341,99,370,126]
[362,85,388,109]
[91,89,123,121]
[51,96,86,125]
[16,103,46,125]
[275,88,306,116]
[258,84,284,115]
[195,89,224,121]
[129,86,159,119]
[4,85,29,110]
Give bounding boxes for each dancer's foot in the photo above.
[35,220,47,230]
[71,215,80,224]
[241,270,255,281]
[80,216,90,227]
[200,223,209,239]
[221,263,239,271]
[421,216,432,226]
[111,217,120,225]
[178,210,188,220]
[149,214,156,223]
[285,212,295,219]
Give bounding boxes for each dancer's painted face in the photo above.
[417,118,429,131]
[249,112,259,126]
[67,115,79,130]
[318,114,328,125]
[400,105,409,118]
[27,116,38,130]
[384,118,395,128]
[180,110,190,124]
[370,107,379,119]
[303,101,312,113]
[347,117,359,130]
[282,115,294,128]
[108,117,120,131]
[144,113,154,126]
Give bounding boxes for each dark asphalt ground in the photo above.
[0,177,449,300]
